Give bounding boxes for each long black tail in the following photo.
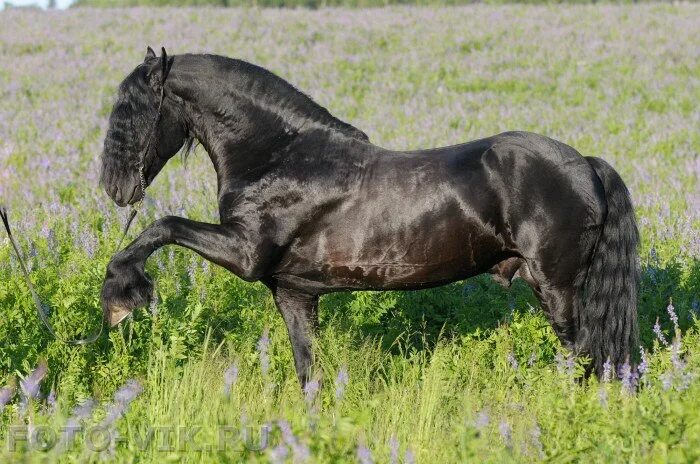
[579,157,640,377]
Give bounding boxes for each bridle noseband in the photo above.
[0,47,172,345]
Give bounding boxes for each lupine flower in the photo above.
[0,385,15,413]
[637,347,649,376]
[653,318,668,346]
[405,449,416,464]
[602,358,613,383]
[556,352,575,376]
[187,257,198,286]
[269,444,289,464]
[19,361,48,415]
[357,443,374,464]
[670,336,685,372]
[257,328,271,376]
[527,352,537,367]
[531,424,544,457]
[389,435,399,464]
[78,229,97,258]
[20,361,48,401]
[46,388,57,413]
[303,379,320,407]
[60,399,96,450]
[149,296,159,317]
[101,379,143,427]
[474,410,490,430]
[667,300,679,330]
[223,363,239,397]
[499,420,512,448]
[277,420,310,462]
[507,352,519,370]
[661,373,673,391]
[618,362,638,392]
[335,365,349,401]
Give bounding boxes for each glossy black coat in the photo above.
[100,51,639,386]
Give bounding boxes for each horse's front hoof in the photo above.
[105,303,133,327]
[101,261,153,327]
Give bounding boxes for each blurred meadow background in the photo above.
[1,4,699,462]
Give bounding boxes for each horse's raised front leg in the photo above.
[101,215,264,326]
[270,285,319,388]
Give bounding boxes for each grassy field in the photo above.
[0,4,699,462]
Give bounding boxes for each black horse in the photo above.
[100,48,639,386]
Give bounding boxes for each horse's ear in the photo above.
[160,47,168,81]
[160,47,173,83]
[145,46,156,62]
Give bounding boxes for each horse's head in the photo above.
[100,47,190,207]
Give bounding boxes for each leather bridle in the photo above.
[0,47,172,345]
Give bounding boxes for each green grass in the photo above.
[0,4,699,462]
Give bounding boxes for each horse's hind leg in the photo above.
[269,285,319,388]
[518,259,585,354]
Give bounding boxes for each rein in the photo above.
[0,47,171,346]
[0,207,137,345]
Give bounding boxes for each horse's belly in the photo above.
[275,219,508,292]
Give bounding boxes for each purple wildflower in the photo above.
[638,347,649,376]
[499,420,512,448]
[653,318,668,346]
[667,299,679,330]
[670,335,685,371]
[46,388,57,413]
[660,373,673,391]
[303,379,320,407]
[404,449,416,464]
[507,352,519,370]
[531,424,543,457]
[101,379,143,427]
[60,399,96,450]
[223,363,239,397]
[277,420,310,462]
[602,358,613,382]
[389,435,399,464]
[0,385,15,413]
[187,257,197,286]
[78,230,97,258]
[357,443,374,464]
[269,444,289,464]
[20,361,48,401]
[556,352,575,376]
[474,410,490,430]
[618,362,638,392]
[257,328,270,376]
[149,296,159,316]
[527,352,537,367]
[335,365,349,401]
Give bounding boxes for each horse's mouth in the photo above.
[126,183,142,205]
[115,183,141,207]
